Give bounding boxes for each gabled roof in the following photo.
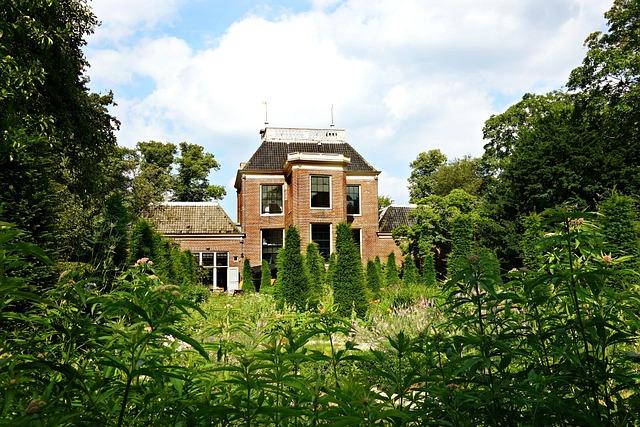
[147,202,241,235]
[378,205,417,233]
[242,141,378,173]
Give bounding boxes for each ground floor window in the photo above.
[195,251,228,289]
[351,228,361,254]
[311,223,331,259]
[262,229,283,264]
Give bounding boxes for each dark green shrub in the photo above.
[332,223,367,318]
[260,259,271,292]
[306,243,325,306]
[277,227,308,310]
[242,259,255,292]
[366,259,381,297]
[385,252,400,285]
[402,253,419,286]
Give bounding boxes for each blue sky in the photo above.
[84,0,611,219]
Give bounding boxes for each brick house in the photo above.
[234,127,403,267]
[147,202,243,291]
[148,127,409,291]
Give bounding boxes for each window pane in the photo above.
[347,185,360,215]
[216,252,228,267]
[262,229,283,264]
[261,185,283,214]
[216,267,227,288]
[351,229,361,252]
[201,253,214,267]
[311,224,331,259]
[311,176,330,208]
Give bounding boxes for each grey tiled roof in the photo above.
[378,205,417,233]
[243,141,378,172]
[147,203,240,235]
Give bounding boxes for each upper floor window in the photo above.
[261,184,283,214]
[347,185,360,215]
[311,176,331,208]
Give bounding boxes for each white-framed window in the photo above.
[310,175,331,208]
[346,184,361,215]
[261,184,284,215]
[311,223,331,259]
[351,228,362,255]
[195,251,229,289]
[261,229,284,265]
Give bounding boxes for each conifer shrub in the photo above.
[402,253,419,286]
[419,239,436,287]
[306,242,326,306]
[242,258,255,292]
[327,252,337,287]
[385,252,400,285]
[366,259,381,297]
[260,259,271,292]
[277,226,309,310]
[374,255,384,286]
[129,219,155,264]
[598,191,639,259]
[332,223,367,318]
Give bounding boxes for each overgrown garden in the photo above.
[2,0,640,425]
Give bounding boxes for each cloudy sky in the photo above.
[84,0,611,218]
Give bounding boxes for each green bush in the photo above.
[385,252,400,285]
[332,223,367,318]
[242,258,255,292]
[277,226,309,310]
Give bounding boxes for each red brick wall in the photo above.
[239,175,286,266]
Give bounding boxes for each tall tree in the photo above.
[130,141,176,215]
[378,195,394,210]
[332,223,367,318]
[305,243,325,305]
[277,227,309,310]
[0,0,119,258]
[408,149,447,202]
[366,259,381,297]
[242,259,255,293]
[173,142,226,202]
[431,156,482,197]
[385,252,400,286]
[402,253,419,286]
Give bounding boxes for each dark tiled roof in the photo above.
[147,203,240,235]
[243,141,377,172]
[378,205,417,233]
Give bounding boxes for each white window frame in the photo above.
[260,228,285,263]
[351,228,362,257]
[346,184,362,216]
[197,251,229,289]
[310,175,332,209]
[260,184,285,216]
[310,223,332,257]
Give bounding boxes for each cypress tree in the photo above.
[261,259,271,292]
[327,252,337,287]
[599,191,639,259]
[332,223,367,318]
[242,258,255,292]
[419,239,437,287]
[306,242,326,306]
[385,252,400,285]
[277,226,309,310]
[402,253,419,286]
[374,255,383,285]
[520,212,544,270]
[366,259,381,297]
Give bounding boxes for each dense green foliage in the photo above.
[401,253,418,286]
[2,1,640,425]
[242,258,255,293]
[366,259,381,297]
[332,223,368,318]
[384,252,400,285]
[277,227,309,310]
[260,259,271,291]
[305,242,326,305]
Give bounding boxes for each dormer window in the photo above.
[261,185,283,214]
[311,176,331,208]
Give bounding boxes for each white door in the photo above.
[227,267,239,293]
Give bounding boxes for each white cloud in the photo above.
[89,0,179,44]
[86,0,612,208]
